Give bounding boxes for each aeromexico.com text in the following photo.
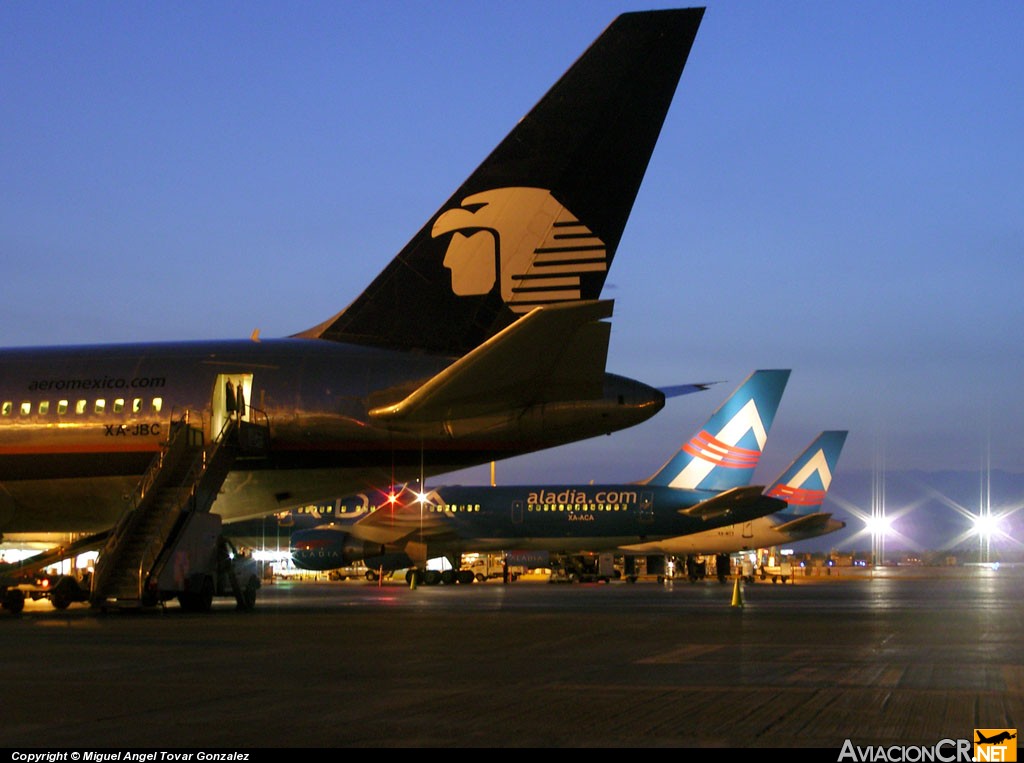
[28,376,166,392]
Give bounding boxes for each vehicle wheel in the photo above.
[3,589,26,614]
[181,577,214,612]
[440,569,455,585]
[424,570,441,586]
[365,569,379,582]
[238,576,258,611]
[457,570,475,584]
[475,573,487,583]
[49,576,81,610]
[195,577,214,611]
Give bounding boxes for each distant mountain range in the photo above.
[810,468,1024,561]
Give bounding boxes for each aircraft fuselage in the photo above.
[0,338,663,534]
[288,483,786,570]
[620,512,847,555]
[385,484,784,553]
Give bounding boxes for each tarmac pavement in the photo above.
[1,565,1021,750]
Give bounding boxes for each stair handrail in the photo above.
[127,410,202,512]
[93,411,208,602]
[90,414,199,599]
[92,406,269,605]
[135,415,246,599]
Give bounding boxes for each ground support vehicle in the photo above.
[1,571,91,612]
[149,513,262,611]
[328,563,375,581]
[552,553,618,583]
[759,561,794,584]
[1,532,107,614]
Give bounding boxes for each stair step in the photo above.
[89,417,265,609]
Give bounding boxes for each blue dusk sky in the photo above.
[2,1,1022,503]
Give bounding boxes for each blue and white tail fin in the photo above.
[645,369,791,490]
[765,430,848,513]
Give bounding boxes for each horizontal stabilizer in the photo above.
[773,512,836,535]
[679,485,780,520]
[369,301,613,423]
[658,382,715,398]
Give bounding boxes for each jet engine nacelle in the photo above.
[291,527,387,571]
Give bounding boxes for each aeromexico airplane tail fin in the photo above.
[644,369,791,490]
[765,431,849,513]
[294,8,704,355]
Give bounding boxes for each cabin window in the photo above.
[2,402,11,416]
[132,398,142,414]
[94,399,106,414]
[152,397,163,412]
[113,398,125,413]
[38,401,50,415]
[58,400,68,415]
[75,400,87,414]
[20,402,31,416]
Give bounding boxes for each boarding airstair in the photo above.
[89,411,268,610]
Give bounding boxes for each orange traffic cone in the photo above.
[731,575,744,608]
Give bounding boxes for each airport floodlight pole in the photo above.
[872,440,886,567]
[979,431,992,564]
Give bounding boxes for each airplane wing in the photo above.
[369,300,613,423]
[678,485,782,520]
